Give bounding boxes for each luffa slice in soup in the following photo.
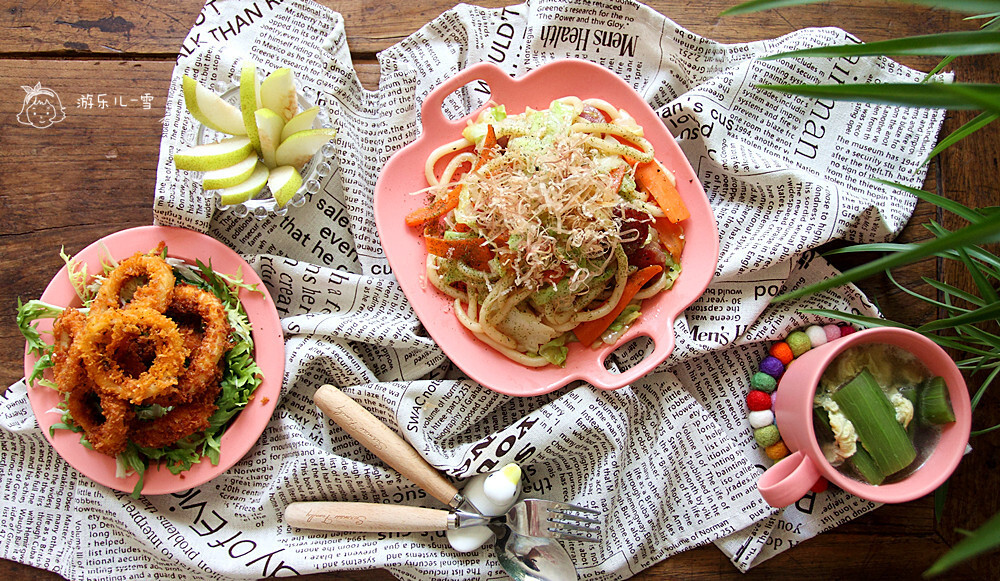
[813,343,955,485]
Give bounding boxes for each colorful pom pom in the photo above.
[769,341,794,365]
[751,372,777,393]
[786,331,811,357]
[823,324,841,343]
[811,478,829,494]
[765,440,790,460]
[747,390,771,411]
[839,325,856,337]
[805,325,828,347]
[760,356,785,378]
[749,409,775,428]
[754,425,781,448]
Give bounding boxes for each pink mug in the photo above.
[757,327,971,507]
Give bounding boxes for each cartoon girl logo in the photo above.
[17,82,66,129]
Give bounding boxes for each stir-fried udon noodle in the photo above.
[405,96,689,367]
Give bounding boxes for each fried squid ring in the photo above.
[65,381,134,456]
[51,308,88,393]
[78,307,187,404]
[150,284,232,406]
[131,376,221,449]
[90,252,175,313]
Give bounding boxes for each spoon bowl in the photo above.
[493,525,578,581]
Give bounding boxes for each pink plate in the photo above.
[374,59,718,396]
[23,225,284,495]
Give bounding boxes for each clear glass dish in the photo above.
[194,79,335,220]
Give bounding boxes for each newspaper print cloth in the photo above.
[1,0,946,579]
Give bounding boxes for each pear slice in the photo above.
[182,75,246,136]
[202,152,258,189]
[259,68,298,122]
[217,162,269,206]
[255,108,286,169]
[268,166,303,208]
[281,106,320,142]
[239,64,262,152]
[174,137,254,172]
[275,128,336,168]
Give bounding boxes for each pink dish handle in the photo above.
[583,328,676,391]
[420,62,517,131]
[757,450,821,508]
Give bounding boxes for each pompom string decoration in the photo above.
[748,324,857,494]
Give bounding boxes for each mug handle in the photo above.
[757,450,821,508]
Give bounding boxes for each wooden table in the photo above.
[2,1,998,579]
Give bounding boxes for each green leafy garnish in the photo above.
[16,298,66,389]
[539,334,570,367]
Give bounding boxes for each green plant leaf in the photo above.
[971,422,1000,436]
[934,481,949,524]
[971,357,1000,410]
[723,0,1000,17]
[756,82,1000,112]
[922,277,989,307]
[954,323,1000,352]
[775,217,1000,302]
[923,221,1000,278]
[824,243,922,255]
[917,300,1000,332]
[941,82,1000,112]
[892,1,1000,14]
[762,31,1000,60]
[873,179,987,222]
[923,111,1000,163]
[720,0,829,17]
[799,309,908,329]
[886,270,970,313]
[924,509,1000,577]
[959,246,1000,302]
[926,55,958,80]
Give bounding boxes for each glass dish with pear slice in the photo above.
[174,62,337,219]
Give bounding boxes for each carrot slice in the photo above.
[573,265,662,347]
[424,235,493,271]
[635,159,690,223]
[475,124,497,171]
[405,125,499,228]
[405,184,462,227]
[652,217,685,263]
[608,165,627,194]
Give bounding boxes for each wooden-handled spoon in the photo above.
[312,384,464,508]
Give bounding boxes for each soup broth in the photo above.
[814,342,945,486]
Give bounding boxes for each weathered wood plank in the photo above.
[0,0,973,57]
[2,2,1000,580]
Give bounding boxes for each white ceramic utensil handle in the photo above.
[314,384,461,507]
[285,502,450,532]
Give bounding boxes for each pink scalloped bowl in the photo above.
[23,225,284,495]
[374,59,718,396]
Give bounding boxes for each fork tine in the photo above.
[547,509,601,525]
[548,519,600,534]
[545,501,600,515]
[508,499,602,541]
[547,529,601,543]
